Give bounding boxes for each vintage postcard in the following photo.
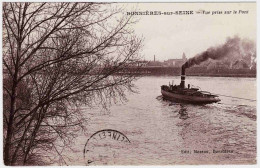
[2,1,257,166]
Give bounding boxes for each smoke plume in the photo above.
[182,36,256,69]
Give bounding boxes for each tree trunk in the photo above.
[4,41,20,165]
[4,83,17,165]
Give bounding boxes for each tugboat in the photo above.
[161,65,220,104]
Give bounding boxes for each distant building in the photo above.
[136,60,148,67]
[207,61,229,70]
[127,60,149,67]
[146,55,163,67]
[232,60,249,69]
[163,53,187,67]
[251,61,256,70]
[147,61,163,67]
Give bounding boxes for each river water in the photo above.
[63,76,256,165]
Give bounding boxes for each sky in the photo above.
[123,2,256,61]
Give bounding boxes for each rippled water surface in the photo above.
[64,76,256,165]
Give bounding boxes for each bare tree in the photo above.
[3,2,143,165]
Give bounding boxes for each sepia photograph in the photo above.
[1,1,257,166]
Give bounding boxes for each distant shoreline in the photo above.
[185,74,256,78]
[138,74,256,78]
[114,67,256,78]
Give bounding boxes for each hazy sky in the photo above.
[124,3,256,61]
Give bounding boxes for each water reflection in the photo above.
[178,104,189,120]
[160,95,189,120]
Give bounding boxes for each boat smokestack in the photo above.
[180,65,186,88]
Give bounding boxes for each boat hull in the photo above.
[161,89,220,104]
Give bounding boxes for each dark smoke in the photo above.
[182,36,256,69]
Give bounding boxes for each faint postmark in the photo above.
[83,129,130,165]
